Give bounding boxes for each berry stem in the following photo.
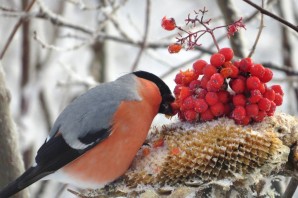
[209,30,220,51]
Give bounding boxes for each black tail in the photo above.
[0,166,50,198]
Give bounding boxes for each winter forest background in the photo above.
[0,0,297,197]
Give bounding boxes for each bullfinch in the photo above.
[0,70,175,197]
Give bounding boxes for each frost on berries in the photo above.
[171,47,285,125]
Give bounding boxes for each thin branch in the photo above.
[36,0,93,34]
[33,31,91,51]
[282,178,298,198]
[248,0,265,58]
[217,0,245,57]
[263,62,298,76]
[242,0,298,33]
[0,0,36,60]
[131,0,150,72]
[0,5,21,12]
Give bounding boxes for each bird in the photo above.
[0,70,175,198]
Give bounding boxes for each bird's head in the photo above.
[133,71,175,116]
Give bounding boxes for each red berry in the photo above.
[184,110,197,122]
[239,57,253,72]
[220,67,233,78]
[210,53,225,67]
[219,48,234,61]
[168,43,182,53]
[200,75,210,89]
[174,85,182,96]
[230,78,246,93]
[223,104,232,116]
[210,102,225,117]
[223,61,233,68]
[260,68,273,83]
[178,111,186,121]
[248,89,262,103]
[267,101,276,116]
[179,87,191,101]
[203,64,217,78]
[200,109,214,121]
[236,116,251,125]
[271,85,284,96]
[195,88,208,99]
[207,81,220,92]
[174,72,183,84]
[258,83,266,94]
[170,101,180,115]
[233,94,246,106]
[274,94,283,106]
[193,60,207,75]
[250,64,265,78]
[205,92,219,105]
[232,106,246,121]
[229,65,239,78]
[254,111,267,122]
[218,90,230,103]
[245,104,259,118]
[233,60,240,68]
[258,98,271,111]
[189,80,201,91]
[264,88,276,101]
[209,73,224,89]
[181,96,195,110]
[246,76,261,90]
[194,99,208,113]
[161,16,176,31]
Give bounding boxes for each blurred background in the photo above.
[0,0,297,197]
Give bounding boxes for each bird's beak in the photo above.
[159,94,175,116]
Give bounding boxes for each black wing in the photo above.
[0,128,110,198]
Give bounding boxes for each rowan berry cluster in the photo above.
[171,48,284,125]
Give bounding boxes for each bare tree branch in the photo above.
[217,0,245,57]
[131,0,151,71]
[243,0,298,33]
[248,0,265,58]
[282,178,298,198]
[0,0,36,60]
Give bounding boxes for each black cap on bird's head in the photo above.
[133,71,175,115]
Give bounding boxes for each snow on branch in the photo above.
[75,113,298,197]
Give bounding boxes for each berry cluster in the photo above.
[171,48,284,125]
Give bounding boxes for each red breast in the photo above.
[62,78,162,184]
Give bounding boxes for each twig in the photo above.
[67,188,81,196]
[0,0,36,59]
[282,178,298,198]
[242,0,298,33]
[248,0,265,58]
[263,62,298,76]
[36,0,93,34]
[271,76,298,83]
[217,0,245,57]
[55,184,67,198]
[33,31,91,51]
[0,5,21,12]
[131,0,150,72]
